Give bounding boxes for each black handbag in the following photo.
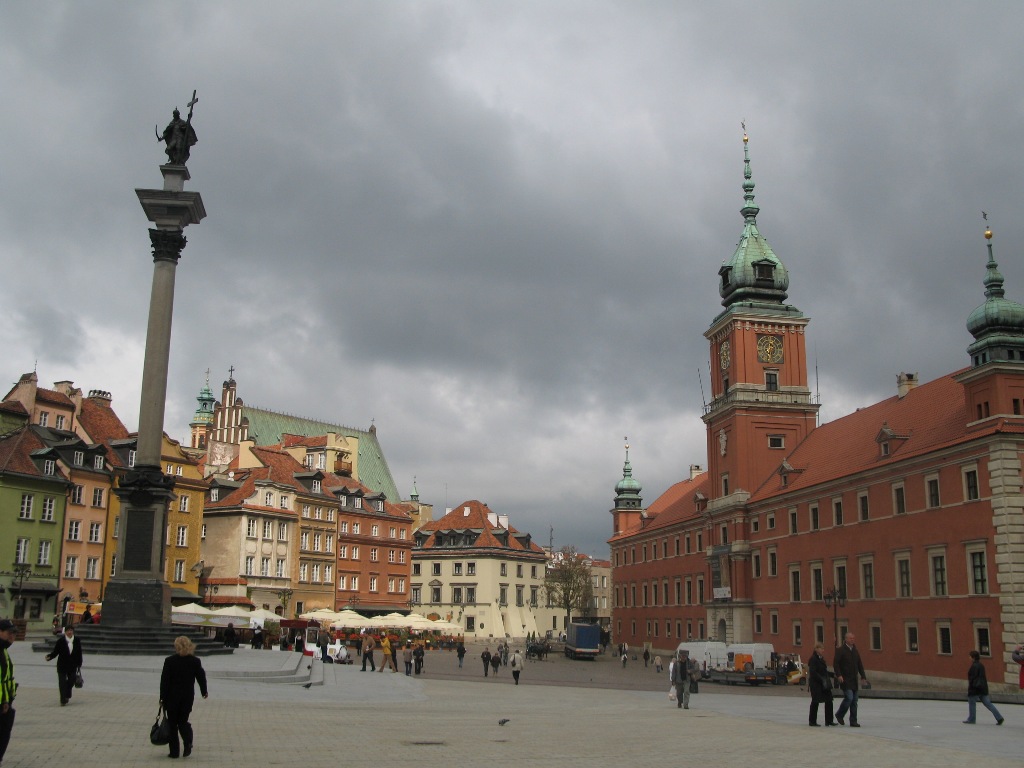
[150,706,171,746]
[689,678,699,694]
[74,669,84,689]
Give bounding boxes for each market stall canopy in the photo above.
[209,605,254,627]
[299,608,342,621]
[171,602,215,626]
[248,608,283,628]
[329,610,368,629]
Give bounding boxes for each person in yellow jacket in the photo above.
[378,635,396,672]
[0,618,19,764]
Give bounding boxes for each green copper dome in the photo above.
[966,229,1024,339]
[719,133,790,308]
[614,443,642,508]
[191,376,216,426]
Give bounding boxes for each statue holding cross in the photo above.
[156,90,199,165]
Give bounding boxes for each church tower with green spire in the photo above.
[610,440,644,535]
[189,371,216,450]
[702,130,820,500]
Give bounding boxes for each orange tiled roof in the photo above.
[749,370,987,501]
[0,400,28,416]
[34,387,74,408]
[417,500,546,554]
[0,426,68,479]
[78,397,131,442]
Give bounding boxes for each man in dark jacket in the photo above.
[964,649,1004,724]
[833,632,868,727]
[807,643,835,726]
[45,625,83,706]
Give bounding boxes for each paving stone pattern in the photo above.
[4,642,1022,767]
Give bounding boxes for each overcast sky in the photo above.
[2,2,1022,558]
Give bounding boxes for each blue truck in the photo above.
[564,622,601,659]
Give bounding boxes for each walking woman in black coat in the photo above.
[45,625,83,706]
[159,636,208,759]
[807,643,835,726]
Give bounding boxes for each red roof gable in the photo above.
[749,370,981,501]
[78,397,131,442]
[418,500,545,554]
[0,426,67,479]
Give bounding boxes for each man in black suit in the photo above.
[45,625,83,706]
[833,632,868,727]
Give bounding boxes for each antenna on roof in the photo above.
[814,346,821,426]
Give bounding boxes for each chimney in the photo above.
[497,514,509,529]
[689,464,704,480]
[487,512,498,527]
[897,372,919,399]
[462,506,470,517]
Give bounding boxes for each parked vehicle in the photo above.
[675,641,728,674]
[564,623,601,660]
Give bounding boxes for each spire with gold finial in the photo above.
[614,436,642,507]
[966,212,1024,366]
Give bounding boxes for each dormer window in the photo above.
[264,491,273,506]
[128,449,136,467]
[376,500,384,512]
[754,261,775,282]
[74,451,84,466]
[210,488,219,502]
[43,459,55,475]
[720,266,732,290]
[312,479,321,493]
[354,497,362,509]
[93,455,104,470]
[881,442,890,456]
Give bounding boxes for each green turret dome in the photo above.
[614,443,642,508]
[966,227,1024,339]
[719,132,790,309]
[191,375,216,426]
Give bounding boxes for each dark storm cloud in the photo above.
[2,1,1023,556]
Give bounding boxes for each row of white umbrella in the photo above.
[171,603,280,629]
[171,603,462,633]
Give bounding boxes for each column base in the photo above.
[102,578,172,628]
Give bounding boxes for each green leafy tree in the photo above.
[544,546,594,629]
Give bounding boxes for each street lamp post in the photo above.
[823,587,846,648]
[12,563,32,619]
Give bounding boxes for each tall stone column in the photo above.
[103,164,205,627]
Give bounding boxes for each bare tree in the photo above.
[544,546,594,629]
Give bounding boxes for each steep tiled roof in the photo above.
[242,407,399,501]
[34,387,75,408]
[417,500,545,555]
[0,426,68,480]
[78,397,131,442]
[750,370,982,501]
[0,400,28,416]
[609,473,712,542]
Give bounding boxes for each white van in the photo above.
[724,643,775,670]
[674,641,728,671]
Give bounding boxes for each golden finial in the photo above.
[742,119,748,143]
[982,210,992,240]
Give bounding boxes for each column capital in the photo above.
[148,228,187,264]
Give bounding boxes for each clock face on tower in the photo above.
[719,341,731,370]
[756,334,784,364]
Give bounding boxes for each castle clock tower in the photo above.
[702,132,819,500]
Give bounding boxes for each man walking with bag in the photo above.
[671,650,697,709]
[45,624,83,706]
